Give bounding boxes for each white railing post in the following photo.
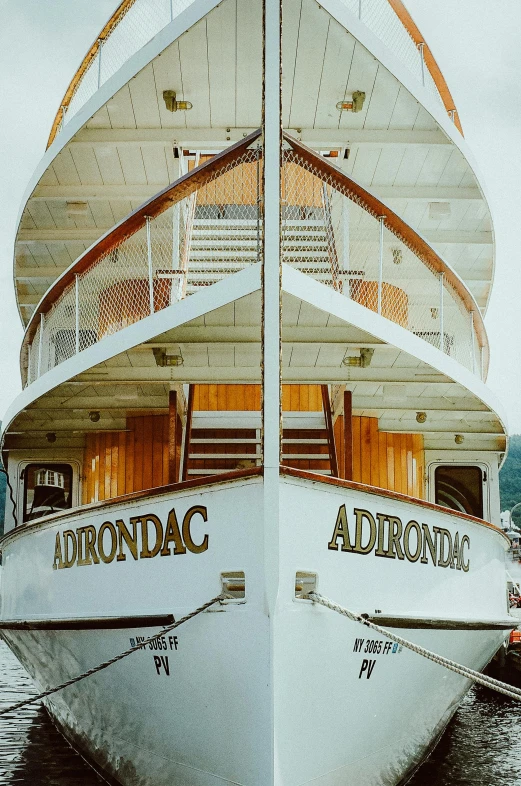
[170,0,175,21]
[377,216,385,315]
[418,42,426,87]
[97,39,103,89]
[75,274,80,354]
[342,197,350,274]
[480,346,485,380]
[27,344,32,386]
[37,313,44,378]
[439,272,444,352]
[146,216,154,315]
[470,310,476,373]
[358,0,362,19]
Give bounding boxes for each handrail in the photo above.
[45,0,462,149]
[47,0,137,147]
[22,131,487,383]
[286,133,486,360]
[387,0,463,134]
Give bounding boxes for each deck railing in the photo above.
[23,132,485,386]
[47,0,461,148]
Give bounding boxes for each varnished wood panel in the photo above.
[332,414,424,499]
[192,384,323,411]
[83,413,183,504]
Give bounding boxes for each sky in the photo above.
[0,0,520,430]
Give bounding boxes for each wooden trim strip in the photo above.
[23,130,261,348]
[47,0,137,148]
[0,467,263,549]
[285,134,488,357]
[0,613,175,631]
[279,465,511,544]
[321,385,338,477]
[366,614,515,631]
[386,0,463,135]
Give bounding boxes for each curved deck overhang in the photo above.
[2,261,507,462]
[13,0,495,325]
[45,0,463,149]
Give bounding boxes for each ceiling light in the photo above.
[341,348,374,368]
[163,90,193,112]
[89,411,101,423]
[336,91,366,113]
[416,411,427,423]
[429,202,451,220]
[153,348,184,367]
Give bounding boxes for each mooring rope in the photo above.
[0,593,229,717]
[308,591,521,702]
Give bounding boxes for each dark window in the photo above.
[23,464,73,523]
[434,465,483,518]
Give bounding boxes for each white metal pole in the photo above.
[262,0,282,775]
[146,217,154,315]
[97,39,103,89]
[470,310,476,373]
[439,272,444,352]
[27,344,31,386]
[75,275,80,354]
[38,313,44,378]
[418,42,426,86]
[377,216,385,315]
[342,197,350,274]
[170,0,175,21]
[358,0,362,19]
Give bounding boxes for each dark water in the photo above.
[1,639,520,785]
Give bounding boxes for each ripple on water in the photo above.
[1,640,521,785]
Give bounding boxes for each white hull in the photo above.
[0,473,511,786]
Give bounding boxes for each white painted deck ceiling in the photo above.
[14,0,493,320]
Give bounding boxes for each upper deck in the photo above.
[14,0,494,328]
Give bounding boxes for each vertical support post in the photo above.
[181,385,194,481]
[358,0,362,19]
[470,311,476,374]
[168,389,177,484]
[170,0,175,21]
[97,39,103,89]
[37,313,44,378]
[27,345,32,386]
[146,216,154,315]
[480,347,485,381]
[344,390,353,481]
[439,272,444,352]
[377,216,385,315]
[342,197,350,275]
[75,274,80,354]
[262,0,282,777]
[418,42,426,86]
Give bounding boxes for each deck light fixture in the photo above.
[46,432,56,443]
[66,201,88,216]
[416,411,427,423]
[454,434,464,444]
[163,90,193,112]
[342,348,374,368]
[336,91,366,113]
[89,411,101,422]
[153,348,184,367]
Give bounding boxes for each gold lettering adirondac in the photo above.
[52,505,209,570]
[328,505,470,571]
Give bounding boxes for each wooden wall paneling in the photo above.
[386,433,395,492]
[352,415,361,483]
[110,434,118,499]
[393,433,402,495]
[168,391,177,484]
[153,413,164,487]
[378,429,388,490]
[399,434,407,496]
[142,416,153,490]
[125,424,135,496]
[369,417,379,487]
[360,417,371,485]
[133,417,144,492]
[118,431,126,497]
[406,433,413,496]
